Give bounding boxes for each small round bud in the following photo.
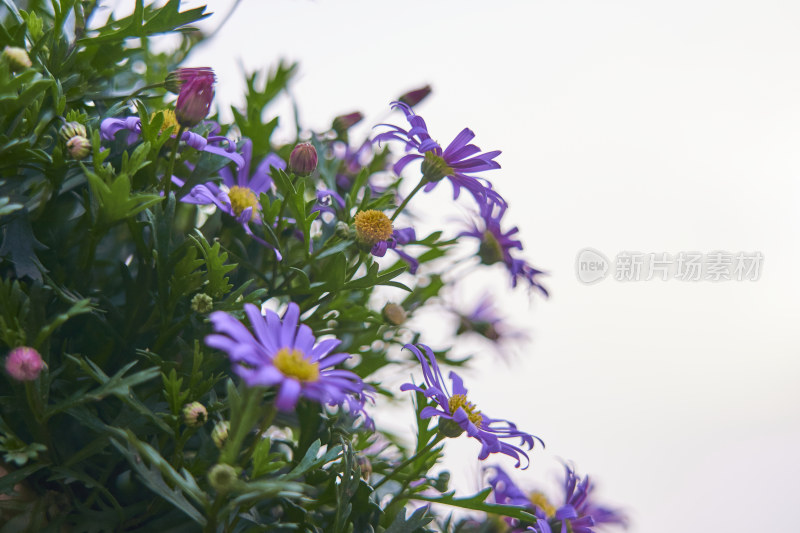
[289,143,318,176]
[182,402,208,427]
[66,135,91,159]
[434,471,450,492]
[399,84,432,107]
[211,421,229,449]
[356,455,372,481]
[59,121,86,143]
[382,303,407,325]
[335,221,352,240]
[5,347,44,381]
[190,293,213,313]
[207,463,238,492]
[2,46,32,72]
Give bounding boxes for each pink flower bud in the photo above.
[175,71,215,128]
[5,347,44,381]
[398,84,432,107]
[289,143,318,176]
[165,67,215,94]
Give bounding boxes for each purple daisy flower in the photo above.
[373,101,505,209]
[353,210,419,273]
[400,343,541,467]
[99,115,244,168]
[459,202,549,295]
[173,138,285,258]
[205,302,368,413]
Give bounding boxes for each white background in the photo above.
[131,0,800,530]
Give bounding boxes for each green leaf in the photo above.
[413,488,538,523]
[190,231,236,299]
[384,506,434,533]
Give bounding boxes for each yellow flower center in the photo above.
[448,393,483,426]
[273,348,320,382]
[530,491,556,518]
[228,186,259,220]
[353,210,393,245]
[151,109,179,135]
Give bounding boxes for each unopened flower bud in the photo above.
[66,135,91,159]
[211,421,229,449]
[182,402,208,427]
[335,221,352,240]
[332,111,363,133]
[190,293,213,313]
[5,347,44,381]
[382,303,407,325]
[175,70,215,128]
[356,455,372,480]
[399,84,432,107]
[2,46,32,72]
[434,470,450,492]
[59,121,86,143]
[207,463,238,492]
[165,67,215,94]
[289,143,318,176]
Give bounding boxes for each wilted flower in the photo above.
[66,135,91,159]
[175,69,215,127]
[2,46,31,71]
[374,101,505,209]
[399,84,432,107]
[4,347,44,381]
[400,343,541,467]
[211,421,229,449]
[165,67,215,94]
[173,138,284,258]
[353,210,419,273]
[460,202,548,295]
[205,302,368,413]
[289,142,318,176]
[182,401,208,427]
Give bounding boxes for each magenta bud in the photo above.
[332,111,363,132]
[165,67,215,94]
[5,347,44,381]
[175,70,215,128]
[398,84,432,107]
[289,142,318,176]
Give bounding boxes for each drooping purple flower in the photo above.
[311,188,345,216]
[373,101,505,209]
[353,210,419,273]
[205,302,368,414]
[173,138,284,258]
[400,343,541,467]
[459,202,549,295]
[99,115,244,168]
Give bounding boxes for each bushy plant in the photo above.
[0,2,626,532]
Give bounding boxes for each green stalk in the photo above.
[391,179,427,221]
[162,126,185,196]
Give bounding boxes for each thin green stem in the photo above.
[391,179,427,222]
[372,436,443,491]
[239,405,276,467]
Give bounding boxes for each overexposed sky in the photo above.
[171,1,800,531]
